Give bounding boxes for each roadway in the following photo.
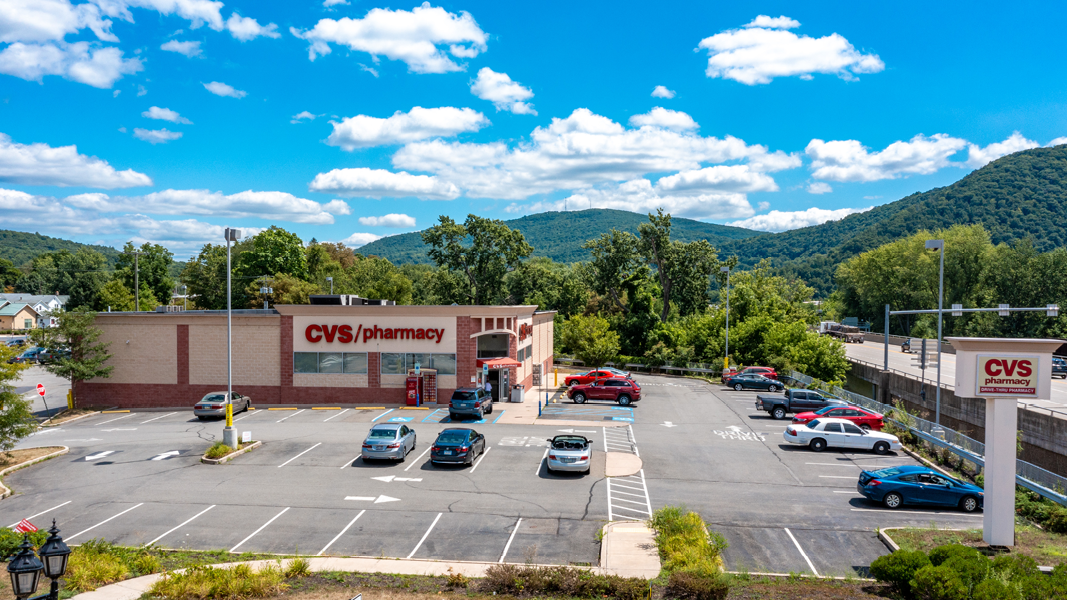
[845,341,1067,417]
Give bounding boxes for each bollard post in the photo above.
[538,399,542,417]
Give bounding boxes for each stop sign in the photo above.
[36,384,45,397]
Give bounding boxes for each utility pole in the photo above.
[124,248,144,311]
[720,266,731,373]
[223,228,241,449]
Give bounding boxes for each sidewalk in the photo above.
[494,386,629,428]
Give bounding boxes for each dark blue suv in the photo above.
[449,388,493,420]
[1053,357,1067,379]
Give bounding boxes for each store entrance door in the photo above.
[487,369,500,402]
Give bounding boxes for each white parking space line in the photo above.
[806,462,909,468]
[499,517,522,563]
[232,413,253,423]
[537,448,548,474]
[145,505,216,546]
[404,447,431,472]
[69,503,144,541]
[96,415,133,426]
[8,501,71,527]
[818,476,857,479]
[278,443,321,468]
[833,491,857,494]
[628,425,639,457]
[407,513,442,558]
[340,454,361,469]
[469,446,491,473]
[276,409,305,423]
[850,508,983,517]
[371,409,395,422]
[231,507,290,553]
[784,528,819,576]
[317,510,365,556]
[323,409,350,422]
[141,412,178,424]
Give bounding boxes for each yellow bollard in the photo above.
[67,389,73,410]
[554,367,558,387]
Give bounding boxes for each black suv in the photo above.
[1053,357,1067,379]
[449,388,493,420]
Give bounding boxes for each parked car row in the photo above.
[5,346,70,364]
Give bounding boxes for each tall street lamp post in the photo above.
[720,266,730,373]
[7,521,71,600]
[326,276,333,294]
[925,239,945,430]
[223,227,241,448]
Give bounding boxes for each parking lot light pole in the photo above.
[925,239,945,429]
[326,276,333,294]
[721,266,730,373]
[223,228,241,449]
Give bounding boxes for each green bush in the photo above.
[283,558,310,579]
[204,442,234,459]
[665,571,729,600]
[929,544,983,567]
[911,565,968,600]
[148,563,287,600]
[972,578,1017,600]
[992,554,1039,581]
[65,541,132,592]
[1045,507,1067,534]
[870,550,932,593]
[0,527,49,559]
[942,554,991,593]
[648,506,727,577]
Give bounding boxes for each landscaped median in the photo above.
[201,441,260,464]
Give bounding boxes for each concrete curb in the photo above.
[41,411,101,428]
[200,441,261,464]
[0,446,69,499]
[877,527,901,552]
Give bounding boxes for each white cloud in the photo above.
[806,134,968,182]
[745,15,800,29]
[160,39,201,57]
[122,0,225,31]
[0,132,152,187]
[326,106,488,150]
[65,188,348,224]
[756,201,770,211]
[0,0,117,44]
[358,213,416,227]
[202,80,246,97]
[807,181,832,194]
[0,42,142,88]
[358,63,378,77]
[142,106,192,124]
[291,2,489,73]
[651,85,675,99]
[308,167,461,199]
[225,13,279,41]
[113,89,119,97]
[137,84,147,95]
[654,165,777,194]
[965,131,1039,168]
[470,68,536,115]
[697,17,884,85]
[323,0,349,6]
[1048,137,1067,147]
[511,179,755,220]
[341,232,382,247]
[392,108,798,200]
[727,206,872,232]
[290,111,320,124]
[133,128,182,144]
[628,107,698,131]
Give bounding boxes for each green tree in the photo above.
[504,258,588,317]
[582,229,641,313]
[28,308,113,408]
[98,279,134,311]
[246,272,320,307]
[421,214,532,305]
[116,242,174,305]
[337,256,414,304]
[182,241,250,310]
[561,314,620,371]
[0,258,20,291]
[15,249,111,309]
[0,344,37,452]
[237,226,309,282]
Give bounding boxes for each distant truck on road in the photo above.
[755,389,847,420]
[817,321,865,344]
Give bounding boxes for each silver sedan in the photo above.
[546,435,592,474]
[361,424,417,462]
[193,391,251,420]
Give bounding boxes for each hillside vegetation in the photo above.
[0,230,120,266]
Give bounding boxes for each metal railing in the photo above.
[790,370,1067,506]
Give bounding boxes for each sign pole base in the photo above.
[223,426,238,448]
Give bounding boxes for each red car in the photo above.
[741,366,778,380]
[792,405,884,430]
[566,377,641,406]
[564,370,617,386]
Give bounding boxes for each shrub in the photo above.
[870,550,932,593]
[1045,506,1067,534]
[972,578,1017,600]
[942,554,991,593]
[929,544,982,567]
[204,442,233,459]
[480,564,648,599]
[64,541,131,592]
[911,565,968,600]
[648,506,727,577]
[133,553,162,576]
[445,568,469,589]
[149,563,287,600]
[0,528,48,559]
[992,554,1039,581]
[283,558,310,579]
[665,571,729,600]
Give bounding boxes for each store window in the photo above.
[406,353,432,371]
[294,352,369,374]
[432,354,456,374]
[381,353,457,374]
[381,353,406,374]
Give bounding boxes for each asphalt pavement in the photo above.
[3,374,983,575]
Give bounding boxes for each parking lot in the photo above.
[3,374,982,575]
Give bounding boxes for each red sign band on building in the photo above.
[305,324,445,344]
[518,323,533,341]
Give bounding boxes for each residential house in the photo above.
[0,294,69,327]
[0,302,39,330]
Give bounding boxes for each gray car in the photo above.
[361,423,416,461]
[448,388,493,420]
[193,391,251,420]
[546,435,592,474]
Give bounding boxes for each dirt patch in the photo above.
[0,446,65,469]
[890,526,1067,567]
[726,578,891,599]
[42,408,100,426]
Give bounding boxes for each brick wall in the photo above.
[457,316,476,389]
[177,325,189,385]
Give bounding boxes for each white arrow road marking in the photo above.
[375,495,400,503]
[64,438,101,442]
[97,415,133,426]
[150,451,181,461]
[101,428,136,432]
[575,429,596,433]
[344,495,400,503]
[395,477,421,482]
[29,429,62,436]
[725,425,744,432]
[371,476,424,483]
[84,451,116,461]
[372,475,395,482]
[557,429,574,433]
[344,496,376,501]
[660,421,677,427]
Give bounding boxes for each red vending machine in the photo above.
[405,376,421,406]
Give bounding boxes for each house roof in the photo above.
[0,303,39,317]
[0,294,68,307]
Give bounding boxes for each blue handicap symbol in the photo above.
[388,416,413,422]
[611,417,634,422]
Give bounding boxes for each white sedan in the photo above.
[783,417,902,454]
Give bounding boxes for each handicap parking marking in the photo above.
[388,416,414,422]
[371,408,396,422]
[540,404,635,422]
[421,409,449,423]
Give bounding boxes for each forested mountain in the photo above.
[358,208,763,264]
[0,230,120,266]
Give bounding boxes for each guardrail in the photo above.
[790,370,1067,506]
[554,358,724,375]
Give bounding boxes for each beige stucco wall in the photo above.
[92,322,177,384]
[533,311,554,375]
[438,374,457,391]
[381,373,408,388]
[293,374,369,388]
[190,319,280,386]
[1,307,38,330]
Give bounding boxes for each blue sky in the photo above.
[2,0,1066,257]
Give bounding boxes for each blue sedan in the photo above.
[858,466,984,512]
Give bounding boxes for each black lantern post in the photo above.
[6,521,70,600]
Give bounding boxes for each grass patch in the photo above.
[149,563,288,600]
[890,525,1067,567]
[648,505,728,577]
[204,441,256,460]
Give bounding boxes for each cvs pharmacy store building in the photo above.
[78,302,555,409]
